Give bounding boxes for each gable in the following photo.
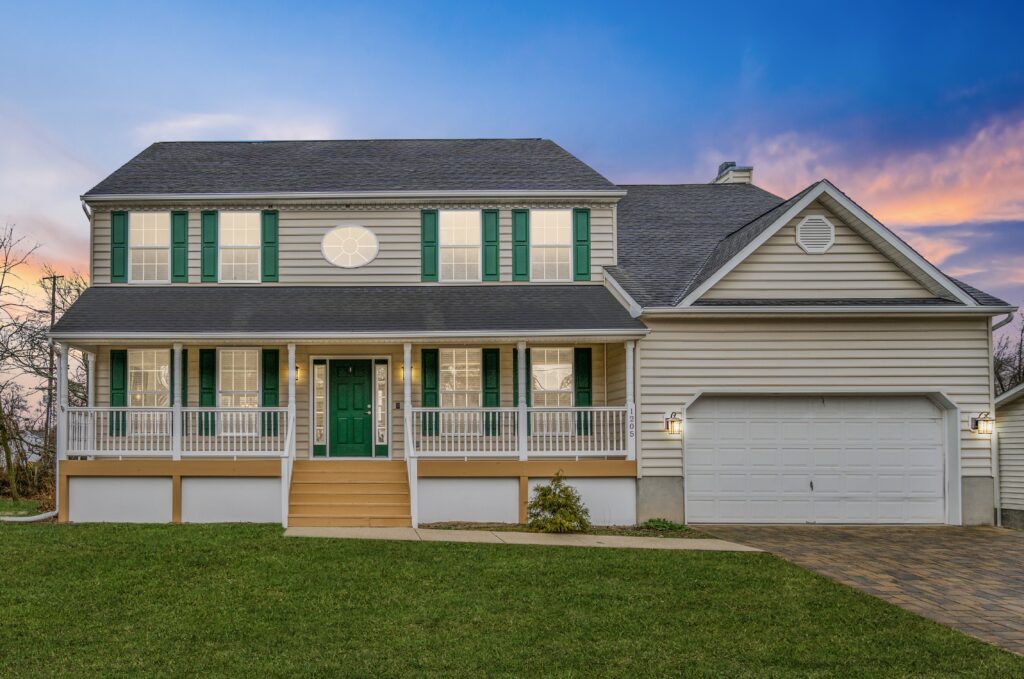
[700,202,936,301]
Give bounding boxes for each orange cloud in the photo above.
[739,117,1024,228]
[900,233,968,266]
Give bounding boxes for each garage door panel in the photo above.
[686,395,946,524]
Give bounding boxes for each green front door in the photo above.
[329,360,373,457]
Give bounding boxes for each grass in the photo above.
[0,497,39,517]
[422,518,707,539]
[1,524,1022,677]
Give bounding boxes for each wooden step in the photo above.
[293,460,406,470]
[289,481,409,494]
[291,470,407,483]
[288,516,412,528]
[291,491,408,503]
[289,503,411,518]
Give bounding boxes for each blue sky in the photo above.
[2,0,1023,307]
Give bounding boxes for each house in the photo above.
[996,383,1024,528]
[50,140,1014,527]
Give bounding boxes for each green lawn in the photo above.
[1,525,1021,677]
[0,497,39,516]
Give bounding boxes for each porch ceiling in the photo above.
[51,285,647,341]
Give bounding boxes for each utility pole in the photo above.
[43,274,63,455]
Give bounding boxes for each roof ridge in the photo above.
[151,138,550,144]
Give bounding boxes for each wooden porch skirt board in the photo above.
[57,459,281,524]
[416,460,637,523]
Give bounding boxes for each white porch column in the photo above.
[403,343,417,527]
[403,343,413,456]
[55,343,68,461]
[625,340,636,461]
[172,343,183,460]
[287,343,296,449]
[86,352,95,407]
[517,341,528,461]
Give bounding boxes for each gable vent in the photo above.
[795,215,835,254]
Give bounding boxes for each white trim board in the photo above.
[677,180,977,307]
[996,382,1024,408]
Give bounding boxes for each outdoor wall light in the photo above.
[970,412,994,435]
[664,411,682,434]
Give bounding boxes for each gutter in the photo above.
[638,305,1018,317]
[82,189,629,203]
[50,328,650,343]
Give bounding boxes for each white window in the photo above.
[218,349,260,409]
[531,348,573,407]
[313,362,327,447]
[439,211,481,282]
[530,209,572,282]
[220,212,261,282]
[440,348,481,408]
[127,349,170,407]
[375,362,389,447]
[129,212,170,282]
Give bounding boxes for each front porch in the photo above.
[53,337,638,527]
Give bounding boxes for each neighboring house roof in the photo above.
[51,285,647,337]
[609,181,1011,309]
[997,382,1024,408]
[83,139,619,197]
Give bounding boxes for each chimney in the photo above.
[713,161,753,184]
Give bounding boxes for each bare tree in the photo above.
[994,320,1024,396]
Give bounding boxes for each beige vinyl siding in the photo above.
[90,204,615,285]
[997,394,1024,512]
[606,342,627,406]
[637,316,994,478]
[702,202,935,300]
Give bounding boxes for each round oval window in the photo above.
[321,226,379,268]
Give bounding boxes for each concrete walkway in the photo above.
[285,526,760,552]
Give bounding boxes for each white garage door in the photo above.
[685,395,946,524]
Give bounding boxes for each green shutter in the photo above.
[512,209,530,281]
[199,349,216,435]
[110,212,128,283]
[482,210,499,281]
[109,349,127,435]
[201,211,218,282]
[261,348,280,435]
[574,347,593,434]
[573,208,591,281]
[421,210,438,282]
[421,348,439,434]
[261,210,279,282]
[482,348,500,434]
[171,211,189,282]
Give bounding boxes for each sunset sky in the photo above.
[2,1,1023,308]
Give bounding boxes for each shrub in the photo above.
[527,473,590,533]
[637,518,686,531]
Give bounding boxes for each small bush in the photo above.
[638,518,686,531]
[527,473,590,533]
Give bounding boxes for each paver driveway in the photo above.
[706,525,1024,655]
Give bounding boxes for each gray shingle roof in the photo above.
[605,183,785,307]
[84,139,618,196]
[51,285,646,336]
[609,182,1011,309]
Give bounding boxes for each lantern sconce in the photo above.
[970,412,994,435]
[664,411,682,434]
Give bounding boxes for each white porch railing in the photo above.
[66,406,291,457]
[409,406,631,458]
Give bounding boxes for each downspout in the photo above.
[990,312,1013,526]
